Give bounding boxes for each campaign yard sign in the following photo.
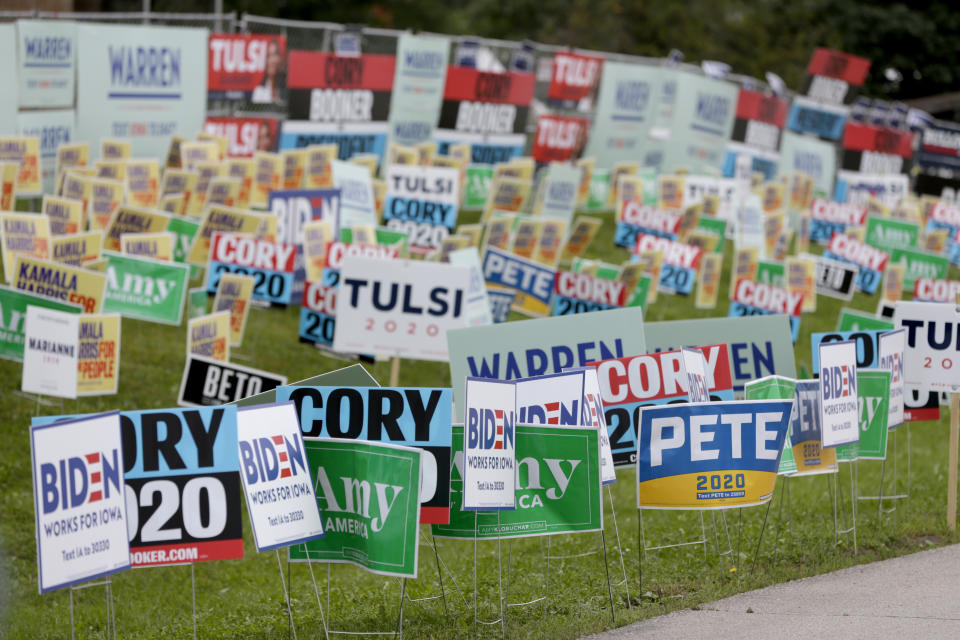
[634,233,702,295]
[853,370,891,459]
[590,344,734,467]
[387,33,450,148]
[289,438,421,578]
[744,376,797,475]
[482,246,556,317]
[31,411,130,593]
[823,233,888,294]
[615,203,682,248]
[179,355,287,407]
[267,187,341,302]
[808,199,866,244]
[878,329,905,428]
[33,406,242,567]
[13,256,107,314]
[236,402,325,551]
[812,253,858,300]
[75,24,207,159]
[463,378,517,510]
[552,269,629,316]
[791,380,839,474]
[383,165,460,254]
[818,340,859,448]
[448,306,646,422]
[636,400,792,509]
[433,424,601,539]
[729,279,803,342]
[645,315,797,392]
[102,251,189,325]
[22,306,79,399]
[333,256,475,361]
[17,20,77,109]
[213,273,254,348]
[434,65,535,164]
[0,285,81,361]
[276,385,452,524]
[894,301,960,391]
[299,242,399,349]
[206,232,296,306]
[77,314,120,397]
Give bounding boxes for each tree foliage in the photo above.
[142,0,960,100]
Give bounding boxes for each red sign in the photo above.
[547,52,603,102]
[203,117,279,157]
[286,51,395,90]
[532,115,588,163]
[806,48,871,86]
[842,122,914,159]
[208,34,287,96]
[735,90,788,127]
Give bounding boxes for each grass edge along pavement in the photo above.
[1,209,959,639]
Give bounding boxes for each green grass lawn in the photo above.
[1,209,957,639]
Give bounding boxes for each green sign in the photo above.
[864,216,919,253]
[464,165,493,210]
[756,260,785,289]
[447,306,646,422]
[836,308,894,332]
[697,216,728,241]
[187,287,207,319]
[168,216,199,264]
[744,375,797,475]
[432,425,601,539]
[0,285,82,361]
[586,169,610,211]
[290,438,421,578]
[102,250,189,325]
[852,370,890,460]
[889,246,948,288]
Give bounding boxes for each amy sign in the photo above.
[333,256,475,361]
[276,385,452,524]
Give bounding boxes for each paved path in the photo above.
[585,543,960,639]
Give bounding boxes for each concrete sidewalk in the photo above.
[585,543,960,639]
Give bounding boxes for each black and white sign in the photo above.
[179,354,287,407]
[810,253,858,300]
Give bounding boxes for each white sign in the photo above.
[818,340,859,448]
[22,305,79,399]
[878,329,905,428]
[75,23,208,159]
[334,256,474,361]
[680,347,710,402]
[515,371,586,425]
[331,161,376,228]
[237,402,326,551]
[17,20,77,109]
[0,26,17,127]
[447,247,494,327]
[30,411,130,593]
[384,164,460,253]
[581,367,617,485]
[894,301,960,391]
[463,378,517,510]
